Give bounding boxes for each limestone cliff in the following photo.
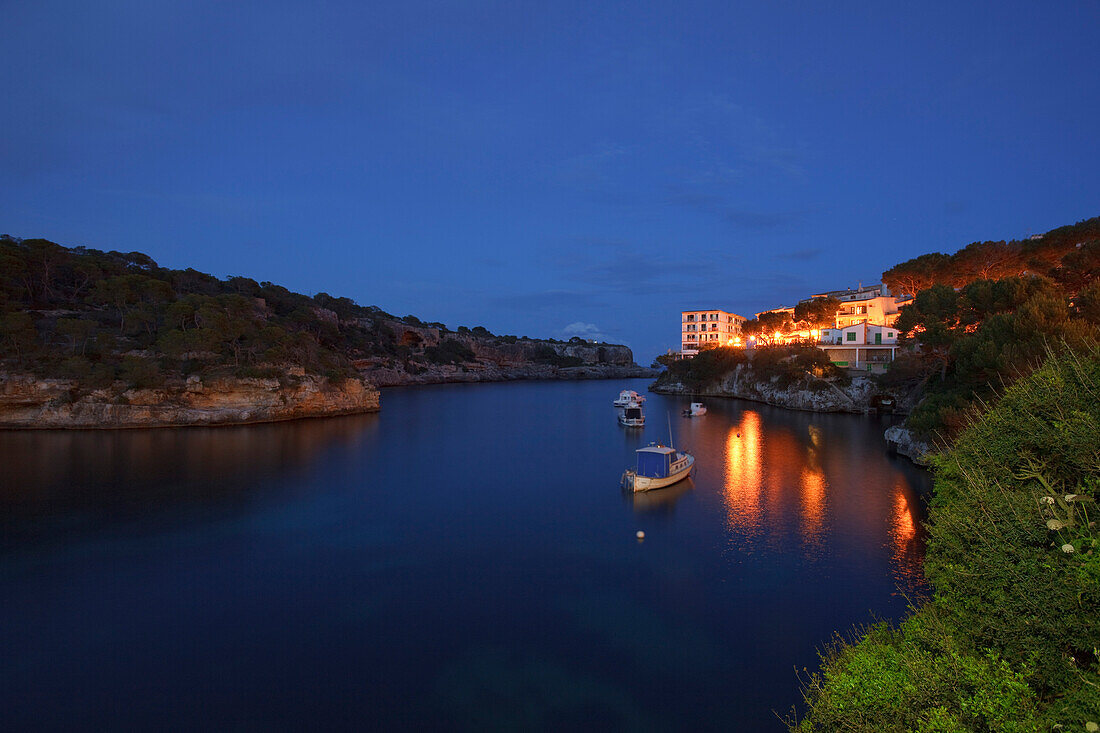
[0,372,380,429]
[652,363,879,414]
[353,325,655,386]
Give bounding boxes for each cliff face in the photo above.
[0,372,379,429]
[353,323,653,386]
[363,361,656,387]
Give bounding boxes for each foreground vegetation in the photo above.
[791,346,1100,731]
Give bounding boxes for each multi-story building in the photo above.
[681,309,746,356]
[810,284,912,329]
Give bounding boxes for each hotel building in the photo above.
[681,309,746,356]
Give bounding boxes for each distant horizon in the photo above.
[3,2,1099,361]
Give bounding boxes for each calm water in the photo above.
[0,379,928,731]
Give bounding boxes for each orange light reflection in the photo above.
[724,411,763,533]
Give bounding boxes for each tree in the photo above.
[882,252,952,296]
[794,297,839,328]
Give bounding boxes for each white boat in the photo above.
[621,442,695,492]
[613,389,646,407]
[682,402,707,417]
[618,403,645,427]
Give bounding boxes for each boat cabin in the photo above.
[636,445,678,478]
[623,406,643,420]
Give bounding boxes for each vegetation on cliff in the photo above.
[0,236,627,393]
[791,347,1100,731]
[655,345,850,393]
[885,216,1100,440]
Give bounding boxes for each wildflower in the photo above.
[1085,722,1098,733]
[1064,494,1079,503]
[1046,519,1065,531]
[1040,496,1055,505]
[1061,544,1075,554]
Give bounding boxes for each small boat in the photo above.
[621,442,695,492]
[681,402,707,417]
[618,403,645,428]
[613,389,646,407]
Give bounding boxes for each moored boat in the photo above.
[682,402,707,417]
[620,442,695,492]
[613,389,646,407]
[618,403,645,427]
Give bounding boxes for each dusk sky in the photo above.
[3,1,1099,361]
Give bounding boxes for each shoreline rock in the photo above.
[363,363,657,387]
[0,372,380,429]
[650,365,878,414]
[884,424,935,466]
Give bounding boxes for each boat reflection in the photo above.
[628,478,693,514]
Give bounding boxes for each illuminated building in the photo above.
[681,309,746,356]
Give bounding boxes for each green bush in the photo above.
[794,346,1100,731]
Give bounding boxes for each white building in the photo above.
[681,309,746,356]
[817,322,900,372]
[811,283,912,329]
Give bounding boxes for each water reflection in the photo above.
[701,401,929,586]
[890,479,926,586]
[0,413,380,549]
[723,411,763,532]
[628,478,693,515]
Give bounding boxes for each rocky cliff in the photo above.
[652,363,879,414]
[0,372,380,429]
[353,325,655,386]
[883,424,935,466]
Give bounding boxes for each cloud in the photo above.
[558,322,607,341]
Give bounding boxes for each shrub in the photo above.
[794,345,1100,731]
[424,338,476,364]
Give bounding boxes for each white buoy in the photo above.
[636,530,645,540]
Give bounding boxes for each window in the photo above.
[846,332,856,341]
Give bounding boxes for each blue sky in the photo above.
[3,1,1099,362]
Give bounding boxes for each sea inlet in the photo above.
[0,378,928,730]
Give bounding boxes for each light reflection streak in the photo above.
[799,466,826,544]
[723,411,763,533]
[889,480,925,586]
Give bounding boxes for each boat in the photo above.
[681,402,707,417]
[621,442,695,492]
[613,389,646,407]
[618,403,645,428]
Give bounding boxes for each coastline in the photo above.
[0,365,657,429]
[0,372,380,430]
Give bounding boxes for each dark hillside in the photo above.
[0,236,643,393]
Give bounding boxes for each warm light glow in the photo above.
[733,337,741,345]
[890,480,923,585]
[773,331,781,339]
[723,412,763,532]
[800,465,826,544]
[810,329,819,337]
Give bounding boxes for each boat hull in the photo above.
[621,454,695,492]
